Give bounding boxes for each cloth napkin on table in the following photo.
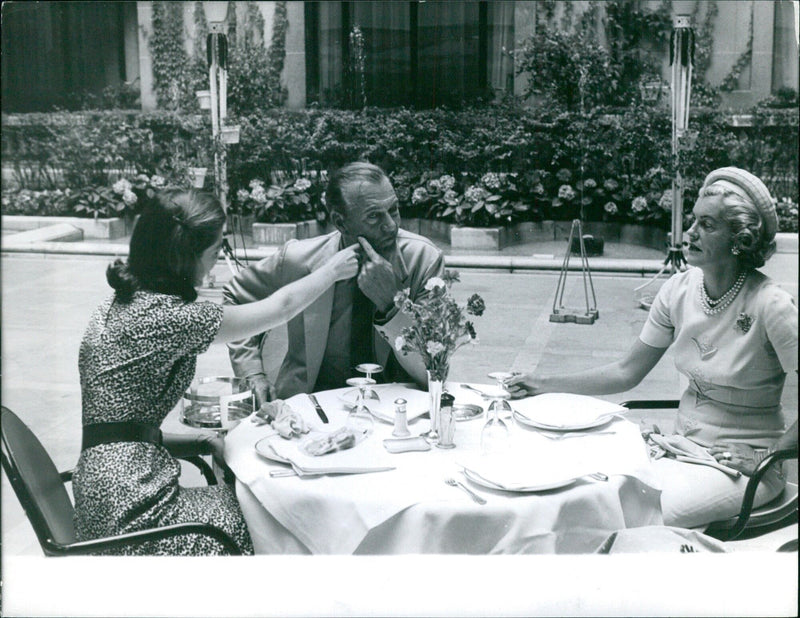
[266,434,395,476]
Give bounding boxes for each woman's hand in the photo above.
[198,433,226,470]
[708,442,759,476]
[326,243,360,281]
[503,372,543,399]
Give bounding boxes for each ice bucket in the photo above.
[180,376,254,431]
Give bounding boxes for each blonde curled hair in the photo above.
[700,183,776,270]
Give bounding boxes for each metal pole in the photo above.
[669,13,693,273]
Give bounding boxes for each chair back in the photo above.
[1,406,78,554]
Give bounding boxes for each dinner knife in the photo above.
[308,394,329,424]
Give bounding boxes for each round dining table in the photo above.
[212,382,664,555]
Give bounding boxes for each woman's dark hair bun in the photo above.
[106,259,138,302]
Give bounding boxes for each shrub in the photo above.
[234,171,325,223]
[2,105,796,230]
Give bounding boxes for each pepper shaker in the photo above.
[392,398,411,437]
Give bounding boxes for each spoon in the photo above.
[445,477,487,504]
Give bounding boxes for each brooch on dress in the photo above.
[735,312,754,333]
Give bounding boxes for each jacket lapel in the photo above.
[302,233,342,391]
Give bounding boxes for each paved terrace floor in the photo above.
[2,228,798,616]
[2,227,797,557]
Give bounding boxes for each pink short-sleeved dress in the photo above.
[639,267,797,527]
[73,291,253,555]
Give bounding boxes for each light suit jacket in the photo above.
[222,229,445,399]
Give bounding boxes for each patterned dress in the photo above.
[73,291,253,555]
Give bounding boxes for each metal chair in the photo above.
[621,400,798,545]
[1,406,242,556]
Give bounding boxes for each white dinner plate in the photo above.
[462,467,577,493]
[254,436,291,464]
[512,393,625,431]
[513,410,615,432]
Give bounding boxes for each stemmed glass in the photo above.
[355,363,383,402]
[487,371,514,421]
[480,391,510,455]
[480,373,512,455]
[345,377,376,436]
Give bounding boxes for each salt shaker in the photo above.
[392,398,411,437]
[437,392,456,449]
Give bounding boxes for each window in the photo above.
[1,1,132,112]
[305,1,514,108]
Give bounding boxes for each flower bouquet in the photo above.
[393,270,485,440]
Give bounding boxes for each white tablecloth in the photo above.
[224,383,664,554]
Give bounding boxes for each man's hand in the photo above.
[253,400,310,439]
[247,373,276,408]
[356,237,400,313]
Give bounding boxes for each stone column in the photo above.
[136,1,157,111]
[284,1,307,109]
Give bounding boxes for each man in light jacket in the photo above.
[223,162,445,404]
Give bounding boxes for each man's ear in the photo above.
[330,210,346,233]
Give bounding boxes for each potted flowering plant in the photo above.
[237,173,326,244]
[393,270,485,439]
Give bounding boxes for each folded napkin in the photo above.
[267,434,396,476]
[513,393,626,428]
[338,383,429,423]
[458,452,595,491]
[649,434,741,477]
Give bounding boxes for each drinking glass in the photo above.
[480,392,510,455]
[345,377,375,436]
[487,371,514,421]
[356,363,383,402]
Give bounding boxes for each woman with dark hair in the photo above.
[506,168,797,528]
[73,189,358,555]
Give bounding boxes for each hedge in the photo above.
[2,105,797,230]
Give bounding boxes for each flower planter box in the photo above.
[408,218,675,252]
[619,224,668,250]
[2,215,128,240]
[400,218,421,235]
[507,221,555,244]
[226,213,254,235]
[418,219,452,242]
[450,226,507,250]
[252,220,325,245]
[570,234,605,257]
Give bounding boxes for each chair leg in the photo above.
[180,456,217,485]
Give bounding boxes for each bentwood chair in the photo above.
[1,406,242,556]
[622,400,798,547]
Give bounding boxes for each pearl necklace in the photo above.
[699,271,747,315]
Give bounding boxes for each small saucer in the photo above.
[452,403,483,421]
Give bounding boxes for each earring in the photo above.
[731,247,740,256]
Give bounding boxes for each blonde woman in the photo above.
[506,168,797,528]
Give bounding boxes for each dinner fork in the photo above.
[445,477,487,504]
